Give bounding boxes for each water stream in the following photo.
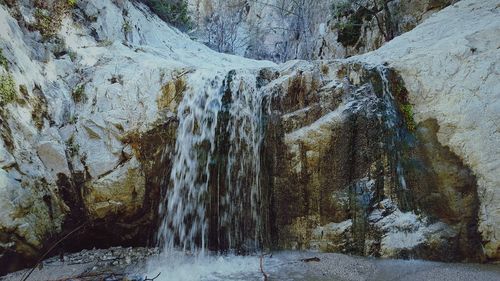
[214,70,265,252]
[377,66,412,210]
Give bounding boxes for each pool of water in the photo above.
[144,251,500,281]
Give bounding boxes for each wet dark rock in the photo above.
[260,61,483,261]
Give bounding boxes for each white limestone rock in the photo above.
[355,0,500,259]
[375,208,456,257]
[0,0,274,264]
[0,140,15,169]
[36,141,71,179]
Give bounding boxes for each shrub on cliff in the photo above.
[0,73,16,106]
[139,0,190,30]
[331,0,396,47]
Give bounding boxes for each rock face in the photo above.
[259,61,482,261]
[0,0,272,274]
[316,0,455,59]
[356,0,500,260]
[187,0,454,61]
[0,0,498,274]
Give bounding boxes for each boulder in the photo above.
[84,157,145,220]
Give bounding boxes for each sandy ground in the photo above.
[1,248,499,281]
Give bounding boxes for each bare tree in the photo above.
[194,0,329,61]
[203,0,249,53]
[246,0,329,61]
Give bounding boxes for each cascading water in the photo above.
[227,73,265,251]
[212,70,265,252]
[156,71,222,254]
[156,69,265,256]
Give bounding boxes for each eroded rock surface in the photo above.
[260,60,482,261]
[356,0,500,260]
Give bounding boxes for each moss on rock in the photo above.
[158,77,186,112]
[0,73,16,106]
[0,49,8,71]
[388,72,416,131]
[71,84,86,103]
[32,1,74,39]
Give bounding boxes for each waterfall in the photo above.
[156,69,265,255]
[156,72,222,254]
[216,71,264,252]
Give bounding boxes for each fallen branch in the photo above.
[47,270,159,281]
[144,272,161,281]
[300,257,321,262]
[20,221,89,281]
[260,254,269,281]
[46,271,120,281]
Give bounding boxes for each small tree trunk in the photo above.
[382,0,395,41]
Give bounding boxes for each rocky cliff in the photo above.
[260,61,483,261]
[0,0,273,273]
[357,0,500,260]
[187,0,455,61]
[0,0,498,275]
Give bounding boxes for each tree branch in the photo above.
[247,0,300,17]
[260,254,269,280]
[20,222,90,281]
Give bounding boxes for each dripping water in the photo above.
[377,66,411,209]
[348,65,414,254]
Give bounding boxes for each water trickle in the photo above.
[156,69,265,255]
[377,66,411,209]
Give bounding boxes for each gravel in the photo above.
[1,248,499,281]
